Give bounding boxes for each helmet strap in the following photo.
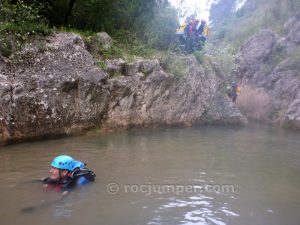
[58,169,62,179]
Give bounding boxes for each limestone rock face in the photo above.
[0,32,246,145]
[0,33,109,144]
[238,30,276,79]
[104,55,246,129]
[237,18,300,129]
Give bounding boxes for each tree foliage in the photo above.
[209,0,236,28]
[0,0,177,51]
[144,6,178,49]
[0,0,50,56]
[210,0,300,47]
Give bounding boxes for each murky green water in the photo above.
[0,124,300,225]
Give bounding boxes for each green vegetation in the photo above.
[111,30,159,59]
[212,0,300,49]
[0,0,50,56]
[97,61,107,70]
[0,0,178,58]
[202,43,237,79]
[0,0,50,35]
[209,0,300,80]
[161,54,188,80]
[144,7,178,50]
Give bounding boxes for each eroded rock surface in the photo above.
[237,17,300,129]
[0,32,245,145]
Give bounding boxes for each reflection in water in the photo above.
[148,193,239,225]
[0,124,300,225]
[53,196,73,218]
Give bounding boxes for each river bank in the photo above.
[0,32,246,146]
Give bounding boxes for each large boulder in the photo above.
[92,32,112,50]
[85,32,113,58]
[0,32,109,144]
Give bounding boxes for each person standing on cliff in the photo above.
[184,15,197,53]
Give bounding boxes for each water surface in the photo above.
[0,124,300,225]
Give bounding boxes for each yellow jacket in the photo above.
[203,26,210,37]
[176,23,186,34]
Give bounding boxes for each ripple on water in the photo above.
[148,194,239,225]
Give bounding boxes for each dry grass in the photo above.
[237,84,272,121]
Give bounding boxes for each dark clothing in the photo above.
[196,22,205,35]
[229,91,238,103]
[43,167,96,192]
[185,21,196,36]
[227,84,238,103]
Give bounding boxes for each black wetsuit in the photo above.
[43,167,96,191]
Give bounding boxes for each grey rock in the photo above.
[93,32,113,50]
[139,59,160,75]
[105,58,126,77]
[237,19,300,130]
[0,32,109,144]
[0,32,246,145]
[103,55,246,129]
[123,61,140,76]
[238,30,276,78]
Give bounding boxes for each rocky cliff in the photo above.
[0,32,245,145]
[237,16,300,129]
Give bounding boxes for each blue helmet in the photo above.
[51,155,84,171]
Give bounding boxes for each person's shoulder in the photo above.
[71,168,96,186]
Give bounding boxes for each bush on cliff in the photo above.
[237,84,272,121]
[161,54,188,80]
[0,0,50,57]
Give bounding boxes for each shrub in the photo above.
[0,1,50,35]
[237,84,272,121]
[161,54,188,80]
[193,50,204,64]
[144,7,178,50]
[204,43,238,78]
[112,30,154,58]
[0,0,50,56]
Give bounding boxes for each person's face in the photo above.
[49,167,68,180]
